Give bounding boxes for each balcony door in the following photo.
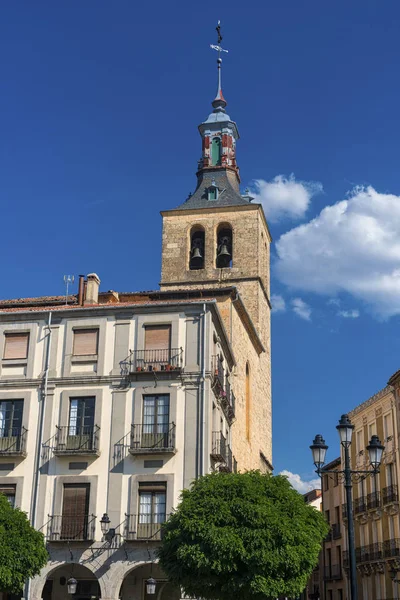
[138,483,166,539]
[0,400,23,451]
[144,325,171,370]
[67,397,95,451]
[61,483,90,540]
[142,395,170,449]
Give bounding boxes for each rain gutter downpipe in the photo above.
[25,311,52,600]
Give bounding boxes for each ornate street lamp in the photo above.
[310,413,384,600]
[146,577,157,595]
[100,513,111,535]
[67,577,78,595]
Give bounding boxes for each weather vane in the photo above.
[210,20,229,57]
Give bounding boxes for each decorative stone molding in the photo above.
[384,502,399,516]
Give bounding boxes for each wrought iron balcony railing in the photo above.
[211,431,226,462]
[367,491,381,510]
[384,538,400,558]
[211,432,237,473]
[47,514,96,541]
[129,423,176,454]
[124,513,169,541]
[212,355,225,394]
[121,348,183,375]
[367,542,384,561]
[383,484,398,505]
[331,523,341,539]
[323,564,342,581]
[0,427,27,456]
[353,496,367,514]
[54,425,100,455]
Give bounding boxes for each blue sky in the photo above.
[1,1,400,490]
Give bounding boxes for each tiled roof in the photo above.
[176,169,249,210]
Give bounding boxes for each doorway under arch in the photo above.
[119,563,179,600]
[41,563,101,600]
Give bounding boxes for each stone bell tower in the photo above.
[160,31,271,341]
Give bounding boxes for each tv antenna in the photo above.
[63,275,75,305]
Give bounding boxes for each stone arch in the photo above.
[31,561,106,600]
[189,224,205,270]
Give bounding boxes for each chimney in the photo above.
[84,273,100,305]
[78,275,85,306]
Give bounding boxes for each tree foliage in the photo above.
[158,471,328,600]
[0,495,48,593]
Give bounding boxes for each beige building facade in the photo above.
[0,49,272,600]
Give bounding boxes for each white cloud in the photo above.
[291,297,312,321]
[338,309,360,319]
[280,470,321,494]
[276,185,400,318]
[327,298,341,307]
[251,174,323,222]
[271,294,286,313]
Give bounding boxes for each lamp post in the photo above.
[310,414,384,600]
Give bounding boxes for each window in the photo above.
[324,474,329,491]
[384,413,393,440]
[211,137,222,166]
[3,333,29,360]
[208,185,218,200]
[143,325,171,370]
[72,329,98,356]
[325,509,330,524]
[61,483,90,540]
[356,430,363,454]
[368,422,376,440]
[335,506,340,525]
[0,485,16,508]
[69,397,95,434]
[386,463,394,487]
[338,589,343,600]
[138,482,167,539]
[142,395,170,448]
[0,400,23,438]
[245,363,251,441]
[333,471,339,486]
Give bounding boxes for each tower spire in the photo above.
[210,21,228,111]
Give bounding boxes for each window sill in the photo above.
[1,359,28,366]
[71,355,98,364]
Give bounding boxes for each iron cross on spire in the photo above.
[210,21,228,105]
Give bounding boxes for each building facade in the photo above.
[0,46,272,600]
[346,382,399,600]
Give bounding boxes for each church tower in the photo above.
[160,24,272,470]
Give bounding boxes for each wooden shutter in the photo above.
[144,326,171,351]
[61,484,90,540]
[3,333,29,359]
[73,329,98,355]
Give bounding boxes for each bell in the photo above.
[190,246,203,269]
[217,244,231,268]
[218,244,230,258]
[192,247,202,260]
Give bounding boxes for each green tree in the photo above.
[0,494,48,594]
[158,471,328,600]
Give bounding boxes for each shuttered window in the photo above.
[144,326,171,351]
[3,333,29,360]
[61,484,90,540]
[73,329,98,356]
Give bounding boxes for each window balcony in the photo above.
[124,513,169,541]
[0,427,27,457]
[323,564,342,581]
[331,523,341,539]
[211,432,237,473]
[121,348,183,375]
[353,496,367,514]
[129,423,176,455]
[383,484,398,505]
[384,538,400,558]
[47,514,96,542]
[367,491,381,510]
[53,425,100,457]
[212,355,225,396]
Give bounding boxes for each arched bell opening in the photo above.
[216,224,233,269]
[189,226,205,270]
[40,563,101,600]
